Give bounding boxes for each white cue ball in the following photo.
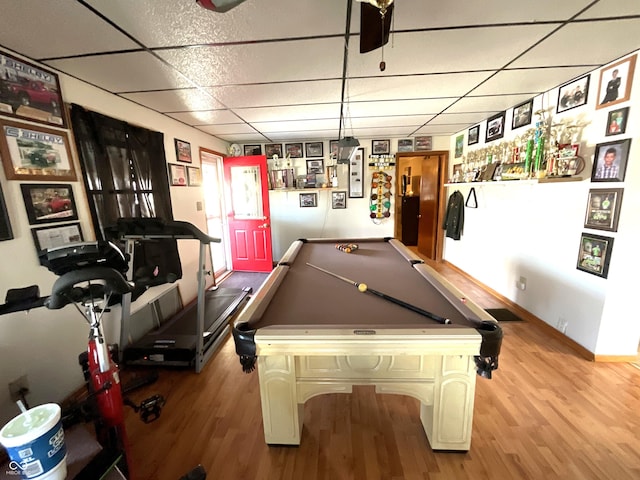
[357,283,368,292]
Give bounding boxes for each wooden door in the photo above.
[222,155,273,272]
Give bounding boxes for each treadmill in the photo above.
[109,218,251,373]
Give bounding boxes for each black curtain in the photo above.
[70,104,182,280]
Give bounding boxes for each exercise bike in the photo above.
[0,241,206,480]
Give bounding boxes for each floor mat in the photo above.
[485,308,524,322]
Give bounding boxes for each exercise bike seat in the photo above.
[47,267,134,310]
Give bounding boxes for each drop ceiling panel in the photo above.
[347,72,493,101]
[121,89,226,112]
[234,104,340,123]
[156,38,344,86]
[46,52,195,92]
[347,99,453,117]
[446,94,536,114]
[86,0,346,47]
[472,66,595,96]
[208,80,343,109]
[0,0,139,59]
[577,0,640,18]
[196,123,258,136]
[349,115,433,129]
[413,124,474,135]
[428,113,499,126]
[165,110,241,125]
[251,118,338,133]
[511,19,640,68]
[348,25,559,77]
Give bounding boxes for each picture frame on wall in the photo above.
[20,183,78,225]
[467,125,479,145]
[31,222,83,252]
[605,107,629,136]
[576,232,614,279]
[243,144,262,156]
[372,139,390,155]
[349,147,364,198]
[0,182,13,241]
[590,138,631,182]
[331,191,347,209]
[584,188,623,232]
[168,163,187,186]
[0,119,76,181]
[0,51,66,127]
[174,138,192,163]
[285,142,303,158]
[596,54,636,110]
[454,134,464,158]
[329,140,340,159]
[305,142,323,158]
[187,166,202,186]
[306,159,324,174]
[556,74,590,113]
[397,139,413,152]
[299,192,317,207]
[485,111,505,143]
[414,136,432,151]
[265,143,283,158]
[512,98,533,129]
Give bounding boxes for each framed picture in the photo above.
[306,159,324,174]
[329,140,340,158]
[349,147,364,198]
[20,183,78,225]
[605,107,629,136]
[0,182,13,241]
[415,136,432,151]
[454,134,464,158]
[243,144,262,156]
[264,143,282,158]
[584,188,623,232]
[31,222,83,252]
[512,98,533,129]
[397,139,413,152]
[596,54,636,110]
[0,51,66,127]
[285,142,303,158]
[590,139,631,182]
[187,166,202,186]
[168,163,187,186]
[372,139,390,155]
[576,232,614,279]
[174,138,192,163]
[299,192,317,208]
[557,74,590,113]
[467,125,479,145]
[0,119,76,181]
[331,191,347,209]
[485,111,506,143]
[305,142,323,158]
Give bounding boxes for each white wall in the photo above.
[0,51,228,425]
[445,51,640,356]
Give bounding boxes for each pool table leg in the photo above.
[419,355,477,451]
[257,355,304,445]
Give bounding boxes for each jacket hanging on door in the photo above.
[443,190,464,240]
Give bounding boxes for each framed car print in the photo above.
[20,183,78,225]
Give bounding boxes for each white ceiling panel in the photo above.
[577,0,640,18]
[46,52,195,92]
[429,113,502,126]
[472,66,595,96]
[349,115,433,129]
[0,0,139,59]
[447,94,536,114]
[413,124,475,135]
[511,19,640,68]
[208,80,343,109]
[165,110,242,126]
[251,118,339,133]
[196,123,258,136]
[156,38,344,86]
[235,104,340,123]
[347,99,452,117]
[121,89,226,113]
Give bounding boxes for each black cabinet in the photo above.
[400,196,420,246]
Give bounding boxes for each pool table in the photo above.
[232,238,502,451]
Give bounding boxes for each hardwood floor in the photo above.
[122,261,640,480]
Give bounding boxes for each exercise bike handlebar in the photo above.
[46,266,134,310]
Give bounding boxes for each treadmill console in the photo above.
[39,241,129,276]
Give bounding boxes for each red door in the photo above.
[222,155,273,272]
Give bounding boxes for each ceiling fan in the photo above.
[357,0,394,55]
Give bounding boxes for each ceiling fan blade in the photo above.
[359,2,394,54]
[196,0,247,13]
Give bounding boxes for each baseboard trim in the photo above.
[594,355,639,363]
[440,260,597,362]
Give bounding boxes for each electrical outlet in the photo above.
[8,375,29,402]
[516,276,527,291]
[557,318,568,334]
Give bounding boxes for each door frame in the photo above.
[394,151,449,261]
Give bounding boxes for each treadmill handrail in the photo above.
[107,218,221,244]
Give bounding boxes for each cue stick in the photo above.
[306,262,451,324]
